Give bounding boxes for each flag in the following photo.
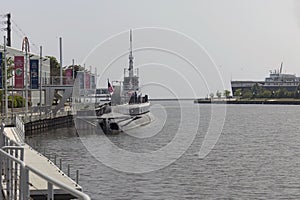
[30,59,39,89]
[14,56,24,88]
[108,79,114,94]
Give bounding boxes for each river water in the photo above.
[26,101,300,199]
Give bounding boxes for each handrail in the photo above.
[26,165,91,200]
[0,124,91,200]
[0,147,91,200]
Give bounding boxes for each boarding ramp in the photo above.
[0,122,90,200]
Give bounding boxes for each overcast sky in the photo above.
[1,0,300,98]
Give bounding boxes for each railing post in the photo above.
[6,155,10,199]
[67,164,70,177]
[47,182,53,200]
[59,159,62,170]
[24,168,30,200]
[0,153,2,200]
[76,170,79,184]
[0,123,4,148]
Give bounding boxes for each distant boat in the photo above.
[96,30,153,134]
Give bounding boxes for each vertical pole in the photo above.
[0,154,2,199]
[47,182,53,200]
[59,37,63,85]
[76,170,79,184]
[72,59,75,79]
[24,169,30,200]
[67,164,70,177]
[39,46,42,119]
[4,36,8,123]
[25,47,28,121]
[6,13,11,47]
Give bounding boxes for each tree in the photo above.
[209,92,214,99]
[224,90,231,99]
[242,89,253,99]
[216,90,222,98]
[1,56,15,111]
[234,89,242,97]
[295,84,300,98]
[46,56,60,77]
[251,83,263,98]
[260,90,272,98]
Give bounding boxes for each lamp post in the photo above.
[72,59,75,80]
[39,46,42,119]
[24,48,28,121]
[59,37,63,85]
[4,36,8,123]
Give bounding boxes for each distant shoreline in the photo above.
[149,98,194,101]
[194,98,300,105]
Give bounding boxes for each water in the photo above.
[26,101,300,199]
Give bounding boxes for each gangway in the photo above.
[0,122,90,200]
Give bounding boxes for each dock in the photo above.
[0,121,90,200]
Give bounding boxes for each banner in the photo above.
[30,59,39,89]
[85,72,90,89]
[90,74,96,89]
[14,56,24,88]
[77,71,84,89]
[65,68,73,84]
[0,52,2,89]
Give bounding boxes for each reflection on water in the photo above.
[27,101,300,199]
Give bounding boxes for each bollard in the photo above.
[59,159,62,170]
[54,155,56,165]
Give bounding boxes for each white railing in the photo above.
[0,124,91,200]
[15,115,25,144]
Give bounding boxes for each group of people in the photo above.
[128,91,148,104]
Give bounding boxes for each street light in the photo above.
[3,36,8,123]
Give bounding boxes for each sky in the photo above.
[1,0,300,98]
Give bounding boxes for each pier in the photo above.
[0,118,90,200]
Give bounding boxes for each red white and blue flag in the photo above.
[108,79,114,94]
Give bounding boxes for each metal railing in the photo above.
[0,124,91,200]
[42,76,75,86]
[14,115,25,144]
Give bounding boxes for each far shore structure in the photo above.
[231,64,300,95]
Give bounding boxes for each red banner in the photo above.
[65,68,73,84]
[14,56,24,88]
[85,72,90,89]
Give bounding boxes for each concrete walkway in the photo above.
[4,127,82,197]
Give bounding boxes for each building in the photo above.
[231,65,300,95]
[0,45,50,106]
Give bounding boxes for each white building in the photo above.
[0,45,50,106]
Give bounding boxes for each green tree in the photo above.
[224,90,231,99]
[295,84,300,98]
[1,56,15,111]
[234,89,242,97]
[260,90,272,98]
[242,90,253,99]
[251,83,263,98]
[46,56,60,77]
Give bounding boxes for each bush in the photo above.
[8,96,17,108]
[13,95,26,108]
